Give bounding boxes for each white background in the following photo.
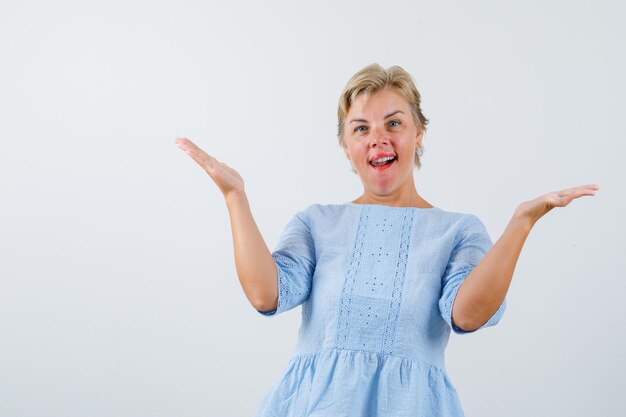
[1,0,624,416]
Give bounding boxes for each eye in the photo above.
[354,125,368,133]
[388,120,401,128]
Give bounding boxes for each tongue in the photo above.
[371,158,394,167]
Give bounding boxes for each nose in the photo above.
[369,125,389,147]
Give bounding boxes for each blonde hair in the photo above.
[337,63,429,170]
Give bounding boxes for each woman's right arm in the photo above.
[225,191,278,311]
[174,137,278,312]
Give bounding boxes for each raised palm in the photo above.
[174,137,244,198]
[515,183,600,226]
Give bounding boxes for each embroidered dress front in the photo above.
[255,203,507,417]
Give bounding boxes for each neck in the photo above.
[353,181,433,208]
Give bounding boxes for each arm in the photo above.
[452,214,530,331]
[226,192,278,312]
[452,183,600,331]
[174,137,278,312]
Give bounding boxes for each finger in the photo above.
[571,185,599,197]
[583,184,599,195]
[174,138,194,154]
[189,148,220,171]
[174,137,195,149]
[581,183,600,190]
[573,184,600,194]
[175,137,200,152]
[175,137,210,156]
[557,188,575,197]
[557,183,599,197]
[555,189,596,204]
[175,138,220,170]
[177,139,211,160]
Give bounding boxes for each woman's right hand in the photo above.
[174,137,245,199]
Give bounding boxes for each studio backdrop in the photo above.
[1,1,624,416]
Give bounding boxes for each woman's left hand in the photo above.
[514,183,600,227]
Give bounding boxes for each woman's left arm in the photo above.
[452,183,600,332]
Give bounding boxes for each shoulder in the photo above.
[298,202,353,218]
[436,208,485,224]
[428,209,490,246]
[445,211,491,248]
[291,203,360,232]
[307,202,354,210]
[424,207,482,229]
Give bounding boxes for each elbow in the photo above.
[452,310,482,332]
[455,319,482,332]
[452,316,478,332]
[252,294,278,312]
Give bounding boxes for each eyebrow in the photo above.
[349,110,404,124]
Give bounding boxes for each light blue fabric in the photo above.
[255,203,507,417]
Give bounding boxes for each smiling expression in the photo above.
[342,87,424,199]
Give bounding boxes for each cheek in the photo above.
[345,142,366,157]
[398,141,415,154]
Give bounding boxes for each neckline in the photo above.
[343,202,440,211]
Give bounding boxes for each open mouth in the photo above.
[370,156,397,171]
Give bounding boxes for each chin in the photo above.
[368,183,398,196]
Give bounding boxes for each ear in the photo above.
[342,140,351,160]
[415,126,425,148]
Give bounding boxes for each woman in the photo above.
[174,64,599,416]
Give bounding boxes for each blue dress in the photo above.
[254,202,507,417]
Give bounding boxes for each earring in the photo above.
[416,146,424,157]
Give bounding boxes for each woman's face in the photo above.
[342,87,424,199]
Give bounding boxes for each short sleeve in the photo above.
[256,209,316,317]
[438,214,507,334]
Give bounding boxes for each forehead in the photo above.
[348,87,410,118]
